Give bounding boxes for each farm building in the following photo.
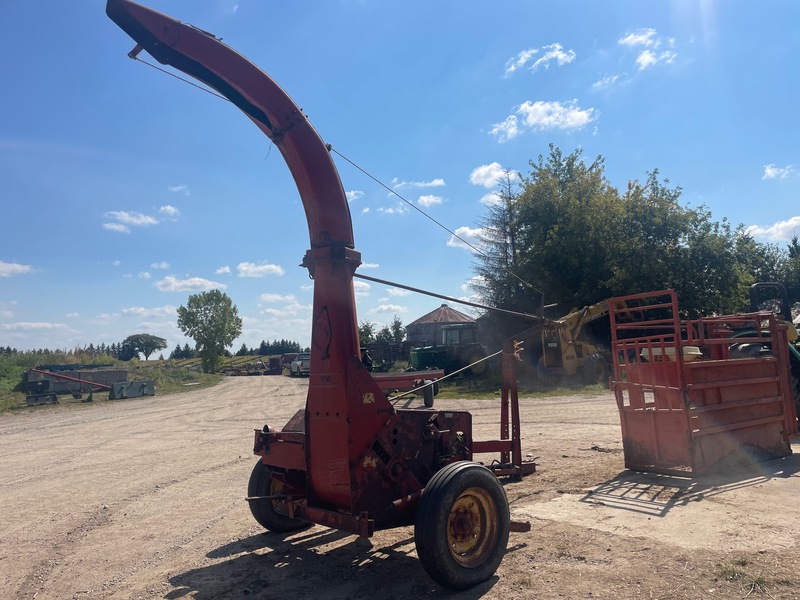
[405,304,475,346]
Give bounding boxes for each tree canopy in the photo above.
[359,316,405,345]
[121,333,167,361]
[176,289,243,373]
[473,145,797,324]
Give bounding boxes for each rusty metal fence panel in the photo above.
[609,290,795,476]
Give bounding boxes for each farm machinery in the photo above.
[409,322,489,376]
[106,0,535,590]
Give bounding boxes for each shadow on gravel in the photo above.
[580,451,800,518]
[167,527,500,600]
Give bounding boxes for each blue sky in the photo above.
[1,1,799,354]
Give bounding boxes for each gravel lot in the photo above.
[2,375,799,599]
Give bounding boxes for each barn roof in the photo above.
[407,304,475,327]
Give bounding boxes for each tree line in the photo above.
[358,316,405,345]
[473,145,800,332]
[234,339,305,356]
[0,336,166,361]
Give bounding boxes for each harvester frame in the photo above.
[107,0,535,590]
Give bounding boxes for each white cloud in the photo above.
[150,261,170,269]
[0,309,12,319]
[517,100,597,131]
[503,43,575,77]
[370,304,407,314]
[618,28,658,47]
[0,260,33,277]
[447,226,484,251]
[168,184,190,195]
[591,74,624,91]
[392,177,446,189]
[113,260,122,267]
[469,162,506,188]
[504,48,538,77]
[215,265,232,275]
[103,222,130,234]
[491,99,597,141]
[488,116,520,143]
[1,322,70,331]
[66,312,79,318]
[480,191,502,206]
[122,305,177,318]
[346,190,364,202]
[745,216,800,241]
[617,29,677,71]
[138,271,152,279]
[462,275,485,294]
[155,275,226,292]
[530,43,576,72]
[635,50,657,70]
[105,211,159,226]
[353,280,371,298]
[763,164,794,180]
[360,262,380,269]
[259,293,296,302]
[159,205,180,218]
[377,204,409,215]
[388,287,411,297]
[236,262,285,278]
[418,194,444,208]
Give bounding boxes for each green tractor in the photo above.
[409,323,488,376]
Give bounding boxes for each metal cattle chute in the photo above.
[106,1,534,589]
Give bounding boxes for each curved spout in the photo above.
[106,0,354,250]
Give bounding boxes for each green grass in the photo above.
[434,374,609,400]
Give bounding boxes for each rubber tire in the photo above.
[247,461,310,533]
[414,461,510,590]
[467,350,487,376]
[582,354,607,385]
[423,381,435,408]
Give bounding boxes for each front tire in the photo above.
[582,354,607,385]
[247,461,310,533]
[414,462,510,590]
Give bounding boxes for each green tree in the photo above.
[122,333,168,360]
[472,145,786,321]
[118,338,138,361]
[782,235,800,305]
[176,289,243,373]
[374,325,393,344]
[513,145,621,310]
[390,315,405,343]
[473,170,539,315]
[358,320,376,345]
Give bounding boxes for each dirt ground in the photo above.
[1,376,799,600]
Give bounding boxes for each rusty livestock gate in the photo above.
[609,290,797,476]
